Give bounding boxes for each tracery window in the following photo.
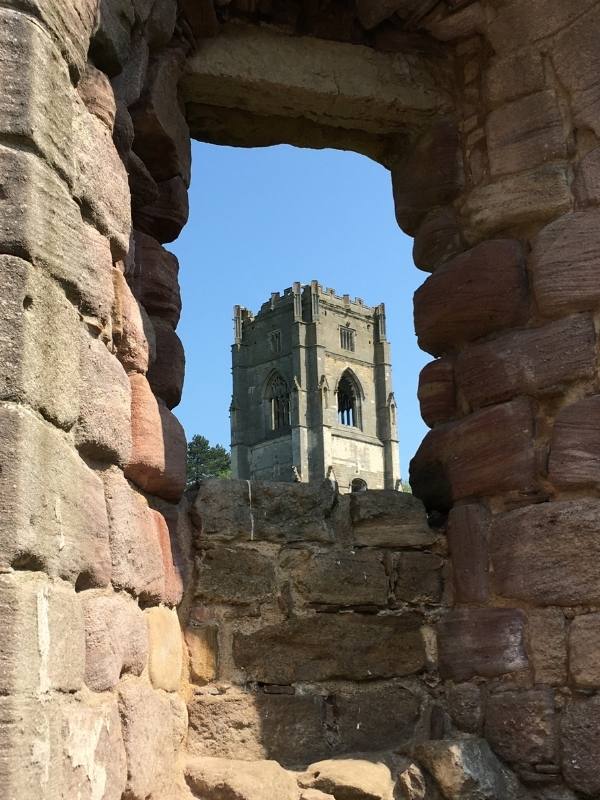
[340,326,355,351]
[337,371,361,428]
[267,373,290,431]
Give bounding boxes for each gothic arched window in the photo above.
[337,371,362,429]
[267,373,290,431]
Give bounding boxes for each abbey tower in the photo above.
[231,281,400,492]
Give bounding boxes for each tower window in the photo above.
[337,373,359,427]
[267,373,290,431]
[340,327,355,351]
[351,478,368,493]
[269,330,281,353]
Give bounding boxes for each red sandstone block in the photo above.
[437,607,528,682]
[548,395,600,488]
[417,358,456,427]
[531,210,600,316]
[151,509,184,607]
[413,239,528,356]
[446,504,489,603]
[134,175,189,244]
[412,206,464,272]
[410,397,537,510]
[147,316,185,409]
[132,230,181,326]
[124,373,187,501]
[455,314,596,410]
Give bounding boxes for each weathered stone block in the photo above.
[437,608,528,681]
[0,9,74,183]
[484,689,556,766]
[568,613,600,689]
[418,358,456,427]
[113,269,154,375]
[446,684,482,734]
[548,395,600,488]
[414,240,528,356]
[394,552,443,604]
[185,623,218,684]
[486,91,566,177]
[349,489,435,548]
[301,759,395,800]
[102,466,164,600]
[89,0,135,76]
[78,62,116,132]
[233,612,425,683]
[147,316,185,409]
[81,590,148,692]
[80,222,116,326]
[412,206,464,272]
[134,174,189,243]
[196,545,276,605]
[0,403,111,585]
[112,32,150,108]
[531,210,600,316]
[185,756,299,800]
[192,479,337,544]
[146,605,183,692]
[411,398,537,510]
[456,315,597,410]
[187,687,266,761]
[130,49,191,185]
[491,500,600,605]
[131,231,181,326]
[0,256,79,429]
[118,678,181,800]
[152,509,184,606]
[527,608,567,686]
[73,95,131,259]
[447,505,489,603]
[287,549,388,607]
[355,0,418,30]
[74,331,132,466]
[125,373,187,501]
[0,572,84,694]
[485,50,545,108]
[147,0,178,47]
[561,694,600,796]
[463,163,572,237]
[573,147,600,207]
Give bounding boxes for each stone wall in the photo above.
[3,0,600,798]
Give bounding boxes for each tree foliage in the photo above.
[186,435,231,485]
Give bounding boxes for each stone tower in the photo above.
[231,281,400,491]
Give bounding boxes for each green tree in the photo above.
[186,435,231,486]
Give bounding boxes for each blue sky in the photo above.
[170,140,429,478]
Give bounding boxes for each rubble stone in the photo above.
[568,613,600,688]
[301,758,396,800]
[185,756,299,800]
[146,605,183,692]
[484,689,556,765]
[527,608,567,686]
[561,694,600,796]
[349,490,435,547]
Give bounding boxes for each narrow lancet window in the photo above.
[268,374,290,431]
[337,373,357,427]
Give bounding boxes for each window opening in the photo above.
[268,374,290,431]
[340,326,355,351]
[269,330,281,353]
[337,373,357,427]
[351,478,368,492]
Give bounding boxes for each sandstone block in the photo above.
[131,231,181,326]
[416,738,526,800]
[74,331,132,465]
[561,694,600,795]
[125,373,187,501]
[233,612,425,683]
[0,572,84,694]
[455,314,596,410]
[418,358,456,427]
[113,270,154,375]
[130,49,192,185]
[484,689,556,766]
[412,206,464,272]
[152,509,184,606]
[349,490,435,548]
[118,679,181,800]
[573,147,600,206]
[485,50,545,108]
[81,590,148,692]
[73,95,131,259]
[0,9,74,183]
[102,466,165,600]
[185,623,218,684]
[486,91,566,177]
[128,150,160,213]
[527,608,567,686]
[491,500,600,605]
[78,62,116,131]
[192,479,337,544]
[548,395,600,488]
[568,613,600,689]
[147,316,185,408]
[147,0,178,48]
[0,404,111,585]
[196,545,276,606]
[112,32,150,108]
[185,756,299,800]
[410,398,537,510]
[463,163,572,237]
[394,552,443,604]
[447,504,489,603]
[0,256,79,429]
[531,210,600,316]
[437,608,528,681]
[414,240,528,356]
[80,222,117,326]
[146,605,183,692]
[392,121,462,235]
[301,758,395,800]
[89,0,135,76]
[446,684,482,734]
[134,174,190,243]
[287,549,388,608]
